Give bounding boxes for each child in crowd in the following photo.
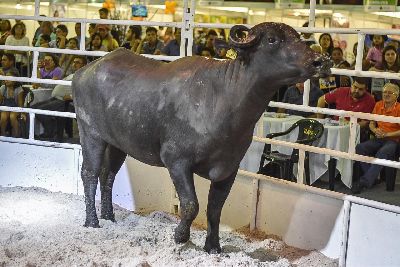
[366,34,387,69]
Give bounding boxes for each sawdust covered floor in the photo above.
[0,187,338,267]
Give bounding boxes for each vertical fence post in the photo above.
[182,0,195,56]
[339,200,351,267]
[355,34,366,72]
[250,178,259,231]
[34,0,40,17]
[28,112,35,140]
[348,116,358,156]
[80,23,87,51]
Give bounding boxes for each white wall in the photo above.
[0,141,80,194]
[0,140,343,259]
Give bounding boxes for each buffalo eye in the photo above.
[268,37,276,44]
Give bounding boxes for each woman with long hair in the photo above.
[318,33,334,58]
[5,22,30,77]
[370,45,400,100]
[86,32,107,62]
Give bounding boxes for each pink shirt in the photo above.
[366,46,383,69]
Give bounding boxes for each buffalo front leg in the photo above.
[99,144,127,222]
[204,171,237,253]
[167,162,199,244]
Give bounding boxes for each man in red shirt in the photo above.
[316,76,375,132]
[353,83,400,193]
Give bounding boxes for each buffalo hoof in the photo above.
[174,225,190,244]
[204,243,221,254]
[84,219,100,228]
[204,238,221,254]
[100,213,116,222]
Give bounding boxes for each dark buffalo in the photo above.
[72,22,331,253]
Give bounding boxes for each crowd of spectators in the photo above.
[0,8,232,139]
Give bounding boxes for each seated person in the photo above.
[33,56,87,140]
[60,37,79,77]
[316,77,375,137]
[0,70,24,137]
[278,82,323,117]
[161,28,181,56]
[1,53,20,76]
[354,83,400,192]
[97,24,119,52]
[137,27,164,55]
[32,54,63,89]
[331,47,351,88]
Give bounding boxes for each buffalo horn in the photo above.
[229,25,259,48]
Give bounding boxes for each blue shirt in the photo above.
[282,85,324,117]
[162,40,180,56]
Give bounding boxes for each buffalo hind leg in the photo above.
[204,171,237,253]
[80,133,107,228]
[99,144,127,221]
[166,161,199,244]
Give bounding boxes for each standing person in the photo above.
[318,33,334,58]
[5,22,30,77]
[366,34,387,70]
[121,25,142,52]
[354,83,400,192]
[137,27,164,55]
[0,70,24,137]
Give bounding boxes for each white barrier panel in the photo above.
[0,141,79,194]
[346,203,400,267]
[256,180,344,258]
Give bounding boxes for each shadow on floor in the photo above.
[312,173,400,207]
